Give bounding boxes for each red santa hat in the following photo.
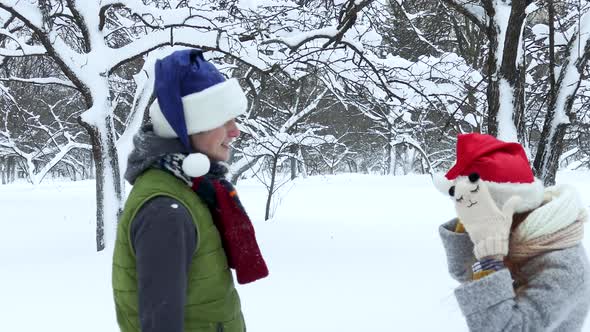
[433,133,544,213]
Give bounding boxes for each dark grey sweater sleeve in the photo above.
[439,218,476,283]
[131,196,197,332]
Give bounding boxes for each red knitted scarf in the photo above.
[191,175,269,284]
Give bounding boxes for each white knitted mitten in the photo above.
[451,174,522,260]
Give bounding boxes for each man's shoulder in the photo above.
[131,195,195,236]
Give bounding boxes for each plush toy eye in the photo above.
[448,186,455,197]
[468,173,480,183]
[470,185,480,193]
[455,195,464,203]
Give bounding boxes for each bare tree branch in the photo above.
[440,0,486,30]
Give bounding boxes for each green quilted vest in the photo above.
[112,169,245,332]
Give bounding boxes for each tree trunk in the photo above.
[80,116,123,251]
[290,145,297,180]
[4,158,8,183]
[89,150,95,179]
[297,146,308,178]
[533,0,590,186]
[71,163,78,181]
[402,146,411,175]
[485,11,500,137]
[8,156,15,183]
[515,55,527,144]
[81,156,87,180]
[264,155,278,221]
[230,155,262,185]
[500,1,527,142]
[361,163,369,174]
[534,78,584,186]
[484,1,528,141]
[386,122,394,175]
[0,157,5,185]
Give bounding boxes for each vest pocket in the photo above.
[212,312,245,332]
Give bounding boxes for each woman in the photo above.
[436,133,590,331]
[112,48,268,332]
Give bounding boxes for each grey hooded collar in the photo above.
[124,124,188,185]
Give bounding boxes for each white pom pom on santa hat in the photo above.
[182,153,210,178]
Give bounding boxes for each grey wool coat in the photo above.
[439,219,590,332]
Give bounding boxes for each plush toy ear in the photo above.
[432,173,453,196]
[468,172,480,183]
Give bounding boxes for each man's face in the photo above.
[189,119,240,162]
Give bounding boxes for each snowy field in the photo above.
[2,171,590,332]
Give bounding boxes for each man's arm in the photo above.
[131,196,197,332]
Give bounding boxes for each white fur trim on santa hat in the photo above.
[485,177,545,213]
[182,153,210,177]
[150,78,247,138]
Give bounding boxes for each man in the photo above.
[112,49,268,332]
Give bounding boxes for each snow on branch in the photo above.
[32,140,91,184]
[11,138,91,185]
[551,11,590,129]
[0,1,43,29]
[279,88,328,133]
[98,0,208,30]
[0,3,88,95]
[390,1,441,55]
[391,135,433,174]
[108,27,271,75]
[0,28,46,57]
[269,26,340,51]
[440,0,486,30]
[323,0,375,48]
[0,76,76,89]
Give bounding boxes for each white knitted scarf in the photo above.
[509,185,587,262]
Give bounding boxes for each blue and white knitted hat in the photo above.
[149,49,247,177]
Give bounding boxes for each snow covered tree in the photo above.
[437,0,590,184]
[440,0,533,142]
[531,0,590,185]
[0,54,91,184]
[0,0,268,250]
[0,0,381,248]
[236,69,335,220]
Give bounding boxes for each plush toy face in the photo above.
[450,173,480,208]
[448,173,501,213]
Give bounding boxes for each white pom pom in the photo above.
[431,172,453,196]
[182,153,210,177]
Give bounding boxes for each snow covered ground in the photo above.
[2,171,590,331]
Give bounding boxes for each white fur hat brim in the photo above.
[486,178,545,213]
[150,78,247,138]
